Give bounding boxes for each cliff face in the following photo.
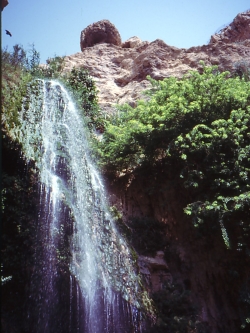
[107,167,246,333]
[63,11,250,112]
[62,12,250,332]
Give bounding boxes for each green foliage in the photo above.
[1,135,39,331]
[65,67,103,130]
[95,64,250,254]
[96,64,250,173]
[34,54,66,79]
[239,276,250,331]
[149,281,210,333]
[174,107,250,251]
[1,45,33,133]
[25,43,41,76]
[43,55,65,78]
[127,217,167,256]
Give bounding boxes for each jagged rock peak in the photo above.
[210,10,250,43]
[65,11,250,110]
[80,19,122,50]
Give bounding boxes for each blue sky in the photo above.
[2,0,249,64]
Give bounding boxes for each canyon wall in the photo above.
[63,12,250,114]
[63,11,250,332]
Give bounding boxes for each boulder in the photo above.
[80,19,122,50]
[122,36,146,48]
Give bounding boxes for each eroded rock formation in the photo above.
[62,12,250,332]
[210,10,250,43]
[80,19,122,50]
[64,11,250,112]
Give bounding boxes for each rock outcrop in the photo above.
[139,251,171,292]
[63,11,250,112]
[210,10,250,43]
[80,19,122,50]
[1,0,8,11]
[60,12,250,333]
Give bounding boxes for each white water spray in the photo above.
[18,80,150,333]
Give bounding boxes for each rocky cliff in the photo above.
[63,11,250,112]
[65,12,250,333]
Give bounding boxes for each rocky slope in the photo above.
[63,11,250,112]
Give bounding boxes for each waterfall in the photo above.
[17,80,151,333]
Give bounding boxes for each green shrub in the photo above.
[65,67,103,130]
[1,45,33,133]
[94,64,250,253]
[96,64,250,174]
[149,281,210,333]
[127,217,167,256]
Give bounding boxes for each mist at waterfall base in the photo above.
[18,80,149,333]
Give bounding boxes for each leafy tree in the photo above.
[149,281,210,333]
[174,108,250,252]
[65,67,103,130]
[96,64,250,173]
[95,64,250,249]
[95,64,250,329]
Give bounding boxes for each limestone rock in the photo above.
[80,19,122,50]
[63,10,250,112]
[122,36,147,48]
[209,10,250,43]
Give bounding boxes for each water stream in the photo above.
[17,80,150,333]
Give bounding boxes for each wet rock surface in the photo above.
[138,251,172,292]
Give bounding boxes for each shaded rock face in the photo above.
[1,0,8,11]
[138,251,171,292]
[80,19,122,50]
[107,167,248,333]
[64,11,250,112]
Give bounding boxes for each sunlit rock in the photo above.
[80,19,122,50]
[62,10,250,112]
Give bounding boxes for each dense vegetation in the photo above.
[94,64,250,330]
[1,45,100,332]
[95,64,250,253]
[2,43,250,332]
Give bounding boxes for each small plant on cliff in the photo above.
[149,281,210,333]
[41,55,66,78]
[127,217,167,256]
[65,67,103,131]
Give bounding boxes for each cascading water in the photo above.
[17,80,152,333]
